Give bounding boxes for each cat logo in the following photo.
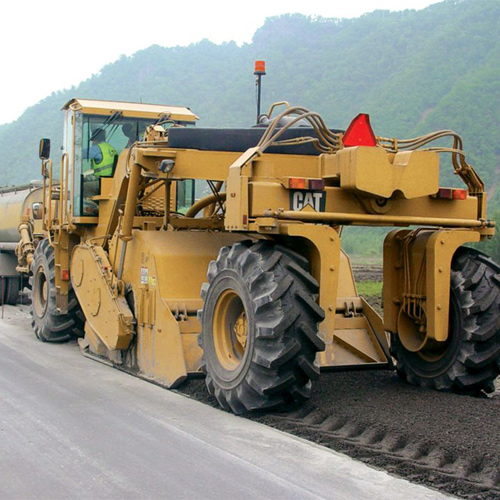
[290,190,326,212]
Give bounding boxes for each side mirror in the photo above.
[39,138,51,160]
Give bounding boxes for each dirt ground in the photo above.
[178,370,500,499]
[178,264,500,499]
[351,263,383,283]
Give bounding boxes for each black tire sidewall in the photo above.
[200,241,325,414]
[392,246,500,392]
[31,242,53,334]
[202,269,256,390]
[5,277,20,305]
[394,289,463,379]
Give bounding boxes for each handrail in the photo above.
[47,160,53,229]
[46,160,54,247]
[62,153,70,224]
[42,161,47,231]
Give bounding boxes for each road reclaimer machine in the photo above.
[29,97,500,414]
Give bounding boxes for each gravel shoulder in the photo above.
[178,368,500,499]
[178,264,500,499]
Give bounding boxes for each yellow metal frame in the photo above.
[383,228,481,348]
[63,98,198,122]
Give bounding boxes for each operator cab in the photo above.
[61,98,198,220]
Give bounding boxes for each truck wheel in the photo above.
[1,277,20,305]
[198,241,325,414]
[391,247,500,394]
[30,239,84,342]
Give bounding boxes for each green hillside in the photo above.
[1,0,499,211]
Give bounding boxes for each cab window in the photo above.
[73,114,151,217]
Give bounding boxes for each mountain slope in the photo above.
[1,0,499,205]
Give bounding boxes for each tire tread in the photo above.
[199,240,325,414]
[392,247,500,394]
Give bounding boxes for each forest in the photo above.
[0,0,499,258]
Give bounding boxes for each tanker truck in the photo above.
[0,182,44,304]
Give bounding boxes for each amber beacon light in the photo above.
[254,60,266,75]
[254,61,266,123]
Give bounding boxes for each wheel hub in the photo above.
[212,289,248,371]
[33,265,48,317]
[397,303,452,361]
[233,312,247,349]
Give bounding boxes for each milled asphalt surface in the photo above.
[0,305,451,500]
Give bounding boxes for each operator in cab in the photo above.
[87,128,118,177]
[81,128,118,216]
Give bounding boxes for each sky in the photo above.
[0,0,440,126]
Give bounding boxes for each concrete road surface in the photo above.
[0,305,449,499]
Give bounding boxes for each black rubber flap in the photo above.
[167,127,343,156]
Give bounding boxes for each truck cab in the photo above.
[61,98,198,222]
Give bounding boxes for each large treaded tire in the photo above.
[198,240,325,415]
[30,239,84,343]
[391,247,500,394]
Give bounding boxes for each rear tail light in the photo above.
[308,179,325,190]
[452,189,467,200]
[287,178,325,190]
[289,178,307,189]
[435,188,468,200]
[342,113,377,147]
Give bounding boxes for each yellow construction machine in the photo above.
[21,91,499,414]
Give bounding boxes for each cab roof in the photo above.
[63,98,198,122]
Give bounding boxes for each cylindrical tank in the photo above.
[0,182,43,244]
